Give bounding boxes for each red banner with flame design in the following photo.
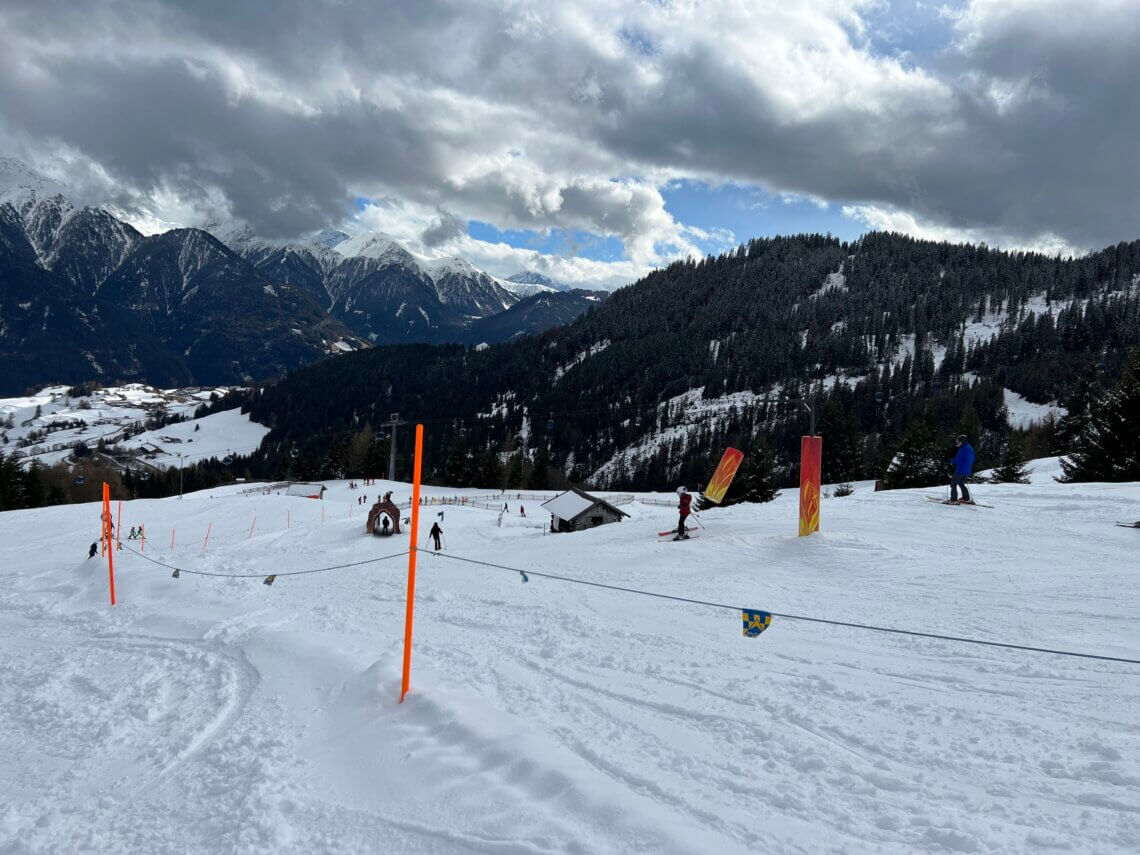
[799,436,822,536]
[703,447,744,504]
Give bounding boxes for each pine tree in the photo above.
[819,401,860,484]
[1060,349,1140,482]
[529,447,551,490]
[882,417,944,489]
[1054,361,1101,454]
[719,439,778,505]
[991,436,1031,484]
[505,451,525,490]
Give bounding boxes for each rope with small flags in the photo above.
[428,551,1140,665]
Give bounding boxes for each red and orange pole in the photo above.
[400,423,425,703]
[103,483,116,605]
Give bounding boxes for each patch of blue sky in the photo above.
[662,180,865,246]
[855,0,964,65]
[468,221,625,261]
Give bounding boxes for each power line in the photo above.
[429,551,1140,667]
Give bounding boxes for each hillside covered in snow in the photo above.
[0,464,1137,852]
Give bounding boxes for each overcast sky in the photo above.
[2,0,1137,288]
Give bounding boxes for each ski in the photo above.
[923,496,994,509]
[659,533,699,540]
[1114,522,1140,529]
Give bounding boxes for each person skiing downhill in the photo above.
[948,434,976,504]
[674,486,692,540]
[429,521,443,551]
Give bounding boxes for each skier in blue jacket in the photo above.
[949,434,975,504]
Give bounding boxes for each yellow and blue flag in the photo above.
[742,609,772,638]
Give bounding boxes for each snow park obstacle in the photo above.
[366,493,402,537]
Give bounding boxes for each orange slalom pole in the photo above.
[116,500,122,551]
[400,423,425,703]
[171,528,175,551]
[140,525,145,552]
[103,483,116,606]
[202,522,212,552]
[248,516,256,539]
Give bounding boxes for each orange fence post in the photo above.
[140,525,145,552]
[103,483,116,606]
[400,424,425,703]
[202,522,212,552]
[171,528,175,550]
[248,516,256,540]
[798,435,822,536]
[116,500,122,551]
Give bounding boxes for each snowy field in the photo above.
[1,465,1138,853]
[114,407,271,468]
[0,384,242,469]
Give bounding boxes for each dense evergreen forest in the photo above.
[237,232,1140,491]
[4,230,1138,509]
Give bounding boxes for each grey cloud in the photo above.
[0,0,1136,252]
[421,209,465,247]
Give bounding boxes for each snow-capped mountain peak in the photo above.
[0,158,68,211]
[333,231,414,263]
[313,228,349,250]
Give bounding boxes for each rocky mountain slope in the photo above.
[0,160,603,392]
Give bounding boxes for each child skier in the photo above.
[429,521,443,551]
[674,486,692,540]
[948,434,976,504]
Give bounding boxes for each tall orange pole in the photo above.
[400,424,424,703]
[103,483,116,606]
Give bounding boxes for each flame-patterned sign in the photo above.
[703,447,744,504]
[798,436,822,536]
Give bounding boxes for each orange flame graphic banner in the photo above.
[703,447,744,504]
[798,436,822,536]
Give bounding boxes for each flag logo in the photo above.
[742,609,772,637]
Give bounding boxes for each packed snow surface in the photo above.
[1,466,1137,853]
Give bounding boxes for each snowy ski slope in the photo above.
[0,464,1137,853]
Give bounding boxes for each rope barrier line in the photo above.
[429,551,1140,667]
[121,542,409,579]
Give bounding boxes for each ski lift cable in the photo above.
[429,551,1140,667]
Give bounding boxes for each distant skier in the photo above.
[429,521,443,551]
[87,542,98,559]
[380,516,390,536]
[519,505,526,517]
[674,486,692,540]
[127,526,138,540]
[948,434,976,504]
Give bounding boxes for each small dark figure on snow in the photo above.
[429,522,443,551]
[127,526,138,540]
[949,435,976,504]
[87,542,98,559]
[381,516,390,536]
[675,486,692,540]
[519,505,526,517]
